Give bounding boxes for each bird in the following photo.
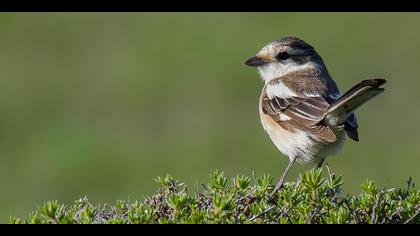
[244,36,386,195]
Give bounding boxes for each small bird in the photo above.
[245,36,386,195]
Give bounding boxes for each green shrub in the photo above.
[11,168,420,224]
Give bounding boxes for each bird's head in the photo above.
[245,36,327,83]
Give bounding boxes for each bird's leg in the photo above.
[317,158,325,169]
[271,158,296,197]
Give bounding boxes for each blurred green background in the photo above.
[0,13,419,222]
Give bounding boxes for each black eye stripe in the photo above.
[276,52,289,61]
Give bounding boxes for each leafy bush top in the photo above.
[11,168,420,224]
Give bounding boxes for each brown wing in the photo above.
[261,93,337,143]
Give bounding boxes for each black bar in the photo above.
[0,0,416,12]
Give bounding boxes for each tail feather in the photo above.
[325,79,386,126]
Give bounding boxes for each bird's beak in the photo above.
[244,56,269,67]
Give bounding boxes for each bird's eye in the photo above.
[276,52,289,61]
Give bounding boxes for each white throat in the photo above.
[258,62,318,84]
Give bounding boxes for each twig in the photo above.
[404,207,420,224]
[250,205,276,221]
[308,205,323,224]
[325,163,333,184]
[237,187,257,202]
[234,193,242,224]
[382,206,402,224]
[370,190,386,224]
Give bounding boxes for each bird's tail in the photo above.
[325,79,387,125]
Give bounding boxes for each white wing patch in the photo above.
[265,81,297,99]
[279,113,291,121]
[303,91,322,97]
[265,80,319,99]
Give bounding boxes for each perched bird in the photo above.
[245,36,386,195]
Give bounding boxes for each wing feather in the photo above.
[261,92,337,143]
